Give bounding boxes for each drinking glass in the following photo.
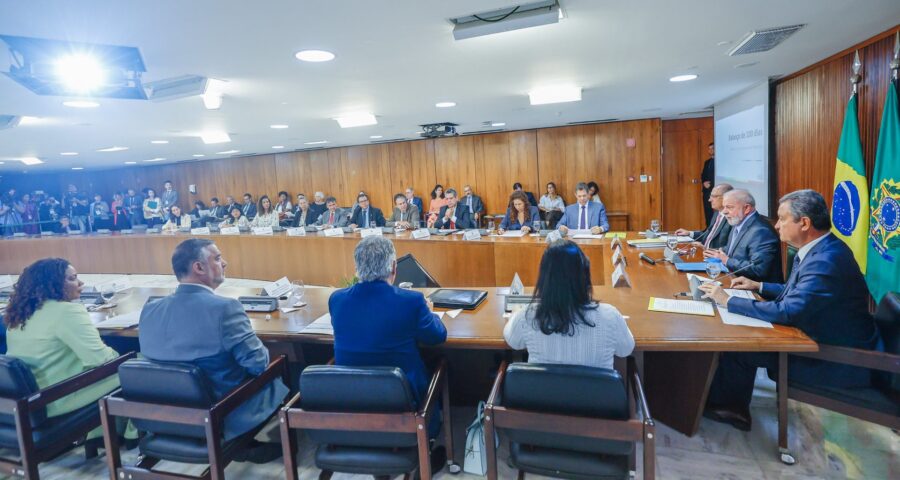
[100,283,116,305]
[532,220,542,233]
[650,219,661,234]
[488,219,495,232]
[291,280,306,305]
[705,260,722,280]
[666,236,678,250]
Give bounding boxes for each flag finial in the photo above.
[851,50,862,94]
[891,31,899,79]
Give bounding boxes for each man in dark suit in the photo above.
[223,195,238,214]
[461,184,485,225]
[701,143,715,226]
[675,183,734,249]
[203,197,226,226]
[291,195,315,227]
[241,193,257,219]
[557,183,610,234]
[124,188,144,225]
[434,188,475,229]
[404,187,424,221]
[348,192,386,228]
[704,189,782,283]
[329,235,448,469]
[699,190,880,431]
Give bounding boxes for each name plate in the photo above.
[251,226,273,236]
[219,226,240,235]
[412,228,431,239]
[611,247,626,266]
[190,227,211,235]
[264,276,292,297]
[545,230,563,243]
[463,229,482,241]
[286,227,306,237]
[360,227,383,238]
[611,263,632,288]
[323,227,344,237]
[610,236,623,249]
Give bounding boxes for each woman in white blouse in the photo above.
[504,239,634,370]
[538,181,566,228]
[142,188,164,227]
[219,206,250,228]
[161,205,191,233]
[250,195,279,228]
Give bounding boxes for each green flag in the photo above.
[867,80,900,303]
[831,93,868,271]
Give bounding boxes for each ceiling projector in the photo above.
[419,122,459,138]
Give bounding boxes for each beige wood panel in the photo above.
[599,119,661,230]
[476,132,511,214]
[273,151,315,200]
[407,139,437,200]
[507,129,540,206]
[434,136,479,200]
[536,124,595,205]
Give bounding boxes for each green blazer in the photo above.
[6,300,120,417]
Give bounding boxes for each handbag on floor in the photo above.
[463,401,497,475]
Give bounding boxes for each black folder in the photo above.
[428,289,487,310]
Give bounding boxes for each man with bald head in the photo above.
[703,189,782,283]
[675,183,734,249]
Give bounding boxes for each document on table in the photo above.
[648,297,715,316]
[572,233,605,239]
[725,289,756,299]
[93,310,141,329]
[501,230,527,237]
[719,307,773,328]
[302,313,334,335]
[605,232,627,238]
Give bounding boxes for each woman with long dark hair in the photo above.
[251,194,279,228]
[503,240,634,368]
[426,184,447,228]
[498,190,541,234]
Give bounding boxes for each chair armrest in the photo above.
[486,360,508,408]
[791,345,900,374]
[30,352,137,409]
[210,356,287,420]
[418,358,447,419]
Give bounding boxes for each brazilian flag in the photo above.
[867,80,900,303]
[831,93,868,272]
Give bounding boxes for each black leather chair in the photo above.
[100,355,287,480]
[280,359,458,480]
[0,351,135,480]
[485,361,655,480]
[776,291,900,464]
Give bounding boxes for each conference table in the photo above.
[0,229,817,437]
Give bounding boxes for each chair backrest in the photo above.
[501,363,632,456]
[393,253,441,288]
[299,365,418,448]
[0,355,46,427]
[118,359,215,439]
[874,292,900,393]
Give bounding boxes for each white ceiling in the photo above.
[0,0,898,172]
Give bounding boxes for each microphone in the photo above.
[720,261,755,279]
[639,253,656,265]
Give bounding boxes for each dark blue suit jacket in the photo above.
[348,207,386,228]
[728,234,879,388]
[330,281,447,403]
[500,205,540,230]
[434,205,476,229]
[410,196,424,220]
[241,202,257,220]
[723,212,782,283]
[557,201,610,232]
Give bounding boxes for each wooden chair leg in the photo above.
[280,413,299,480]
[205,419,226,480]
[484,406,498,480]
[416,416,432,480]
[777,352,796,465]
[644,421,656,480]
[318,470,334,480]
[441,371,455,466]
[517,470,525,480]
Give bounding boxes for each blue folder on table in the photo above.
[675,262,729,273]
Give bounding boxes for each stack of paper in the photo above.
[719,307,773,328]
[572,233,605,239]
[93,310,141,329]
[626,238,668,248]
[302,314,334,335]
[648,297,715,316]
[725,289,756,299]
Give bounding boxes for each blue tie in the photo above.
[776,255,802,301]
[579,205,586,229]
[364,209,369,228]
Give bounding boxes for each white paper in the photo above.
[661,235,694,243]
[719,307,773,328]
[93,310,141,329]
[432,311,445,319]
[500,230,527,237]
[279,306,303,313]
[412,228,431,239]
[611,263,631,287]
[610,236,623,249]
[264,276,292,297]
[251,226,274,236]
[286,227,306,237]
[463,230,482,241]
[190,227,211,235]
[545,230,563,243]
[323,227,344,237]
[573,234,605,239]
[302,313,334,335]
[686,273,720,285]
[611,248,624,265]
[360,227,383,238]
[93,277,132,293]
[567,229,594,236]
[649,297,714,316]
[446,309,463,319]
[219,226,240,235]
[725,289,756,299]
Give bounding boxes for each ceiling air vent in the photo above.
[728,24,805,56]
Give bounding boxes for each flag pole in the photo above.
[891,31,899,80]
[851,50,861,95]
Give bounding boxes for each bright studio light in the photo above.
[55,54,106,93]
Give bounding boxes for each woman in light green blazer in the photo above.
[3,258,127,435]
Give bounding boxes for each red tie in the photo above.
[329,212,334,224]
[450,209,455,229]
[705,214,724,249]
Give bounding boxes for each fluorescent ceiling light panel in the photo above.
[201,79,227,110]
[334,113,376,128]
[192,154,205,157]
[435,102,456,108]
[60,152,79,156]
[97,146,128,152]
[63,100,99,108]
[20,157,44,165]
[369,135,383,139]
[150,140,169,144]
[295,50,335,62]
[144,157,165,162]
[71,166,84,170]
[669,74,698,82]
[216,149,240,155]
[452,1,561,41]
[491,122,506,127]
[18,116,41,125]
[55,54,106,93]
[270,124,289,129]
[528,85,582,105]
[200,132,231,144]
[304,140,328,145]
[124,161,137,164]
[272,145,285,149]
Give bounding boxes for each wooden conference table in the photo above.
[0,230,816,436]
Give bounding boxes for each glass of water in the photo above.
[291,280,305,305]
[100,283,116,305]
[705,259,722,280]
[488,219,495,232]
[650,219,661,234]
[532,220,542,233]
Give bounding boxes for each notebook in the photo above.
[428,289,487,310]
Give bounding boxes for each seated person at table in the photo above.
[223,195,239,215]
[699,189,880,431]
[675,183,733,249]
[512,182,538,208]
[703,189,782,283]
[241,193,257,220]
[219,206,250,229]
[426,184,447,228]
[505,240,634,368]
[291,194,315,227]
[250,195,280,228]
[204,197,227,225]
[315,196,349,227]
[275,191,293,226]
[348,192,386,229]
[188,200,207,223]
[405,187,424,221]
[557,182,610,235]
[329,236,448,466]
[461,185,484,225]
[434,188,475,230]
[586,181,601,203]
[89,193,111,230]
[538,182,566,228]
[140,239,289,454]
[308,191,328,222]
[161,205,191,232]
[4,258,134,440]
[387,193,420,229]
[498,191,541,234]
[54,214,78,234]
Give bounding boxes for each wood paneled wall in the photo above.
[661,118,714,231]
[1,120,663,227]
[774,25,900,202]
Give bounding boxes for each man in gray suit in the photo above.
[387,193,420,229]
[139,239,289,460]
[675,183,734,250]
[315,196,349,227]
[160,180,178,214]
[461,185,484,225]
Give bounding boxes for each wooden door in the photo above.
[662,118,713,231]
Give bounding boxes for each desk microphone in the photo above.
[639,253,656,265]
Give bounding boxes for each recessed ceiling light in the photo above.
[435,102,456,108]
[369,135,383,139]
[200,132,231,144]
[18,116,41,126]
[0,161,5,165]
[192,154,205,157]
[144,157,166,162]
[491,122,506,127]
[124,161,137,164]
[71,167,84,170]
[62,100,100,108]
[304,140,328,145]
[295,50,335,62]
[60,152,79,156]
[216,149,240,155]
[528,86,582,105]
[55,54,106,93]
[150,140,169,144]
[97,146,129,152]
[669,74,699,82]
[734,62,759,69]
[272,145,285,149]
[270,124,289,129]
[20,157,44,165]
[335,113,376,128]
